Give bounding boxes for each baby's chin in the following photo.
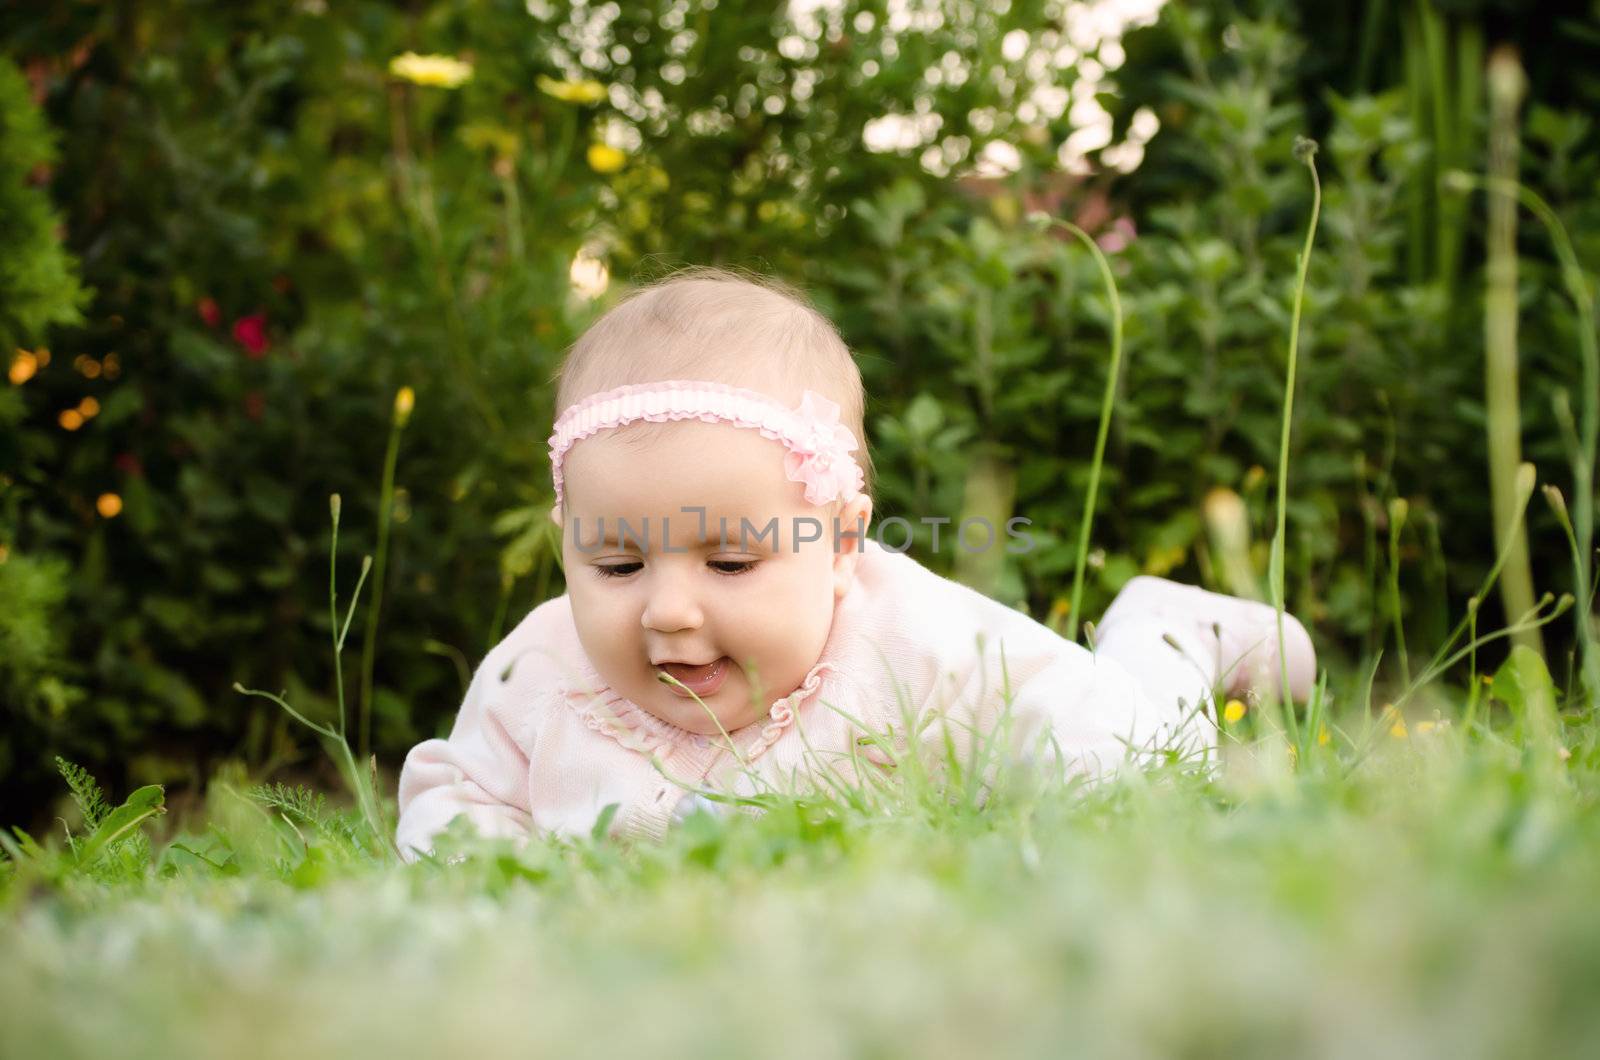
[638,692,761,736]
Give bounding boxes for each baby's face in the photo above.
[557,419,871,735]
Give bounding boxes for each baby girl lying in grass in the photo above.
[395,268,1316,858]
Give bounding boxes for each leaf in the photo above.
[74,785,165,867]
[1,826,44,863]
[590,802,621,842]
[54,757,111,831]
[1491,646,1559,742]
[1491,646,1556,715]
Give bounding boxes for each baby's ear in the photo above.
[547,506,562,528]
[830,494,873,601]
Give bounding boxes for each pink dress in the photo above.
[395,539,1309,859]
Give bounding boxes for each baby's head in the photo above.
[548,267,875,735]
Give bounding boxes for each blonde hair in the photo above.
[553,265,875,502]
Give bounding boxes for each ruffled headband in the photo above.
[547,380,865,522]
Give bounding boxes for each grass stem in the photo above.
[1029,214,1124,645]
[1268,137,1324,742]
[359,388,413,758]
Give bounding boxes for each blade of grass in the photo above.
[1267,136,1324,744]
[1027,212,1124,646]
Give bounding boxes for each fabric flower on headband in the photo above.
[784,391,862,507]
[546,381,865,520]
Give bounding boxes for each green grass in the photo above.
[4,724,1600,1058]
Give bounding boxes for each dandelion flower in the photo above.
[537,75,607,104]
[1223,699,1246,725]
[587,143,626,173]
[389,52,473,89]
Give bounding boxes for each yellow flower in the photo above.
[9,350,38,385]
[1317,725,1330,746]
[389,52,473,89]
[1415,720,1437,735]
[59,409,84,431]
[586,143,626,173]
[1223,699,1246,725]
[96,492,122,518]
[1389,716,1408,739]
[536,75,607,105]
[78,397,100,418]
[394,385,415,426]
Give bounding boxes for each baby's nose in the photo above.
[640,571,704,633]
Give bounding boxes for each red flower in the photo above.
[232,314,270,358]
[197,297,222,328]
[243,390,266,421]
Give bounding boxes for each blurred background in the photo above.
[3,0,1596,827]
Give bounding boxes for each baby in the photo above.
[395,269,1317,858]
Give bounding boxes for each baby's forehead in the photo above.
[563,419,800,512]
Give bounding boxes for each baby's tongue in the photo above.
[660,659,722,681]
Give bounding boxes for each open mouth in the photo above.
[655,656,732,698]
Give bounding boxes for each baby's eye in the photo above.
[592,561,642,579]
[709,559,757,576]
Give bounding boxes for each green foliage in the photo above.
[54,754,112,830]
[0,552,81,747]
[0,760,163,885]
[0,56,86,351]
[249,782,372,859]
[2,0,1598,824]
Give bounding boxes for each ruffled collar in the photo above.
[557,653,836,764]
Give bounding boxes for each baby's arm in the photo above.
[395,643,536,862]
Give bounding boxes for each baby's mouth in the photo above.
[655,656,732,698]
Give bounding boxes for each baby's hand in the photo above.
[1097,576,1318,701]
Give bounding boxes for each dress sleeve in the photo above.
[1009,644,1216,781]
[395,642,537,862]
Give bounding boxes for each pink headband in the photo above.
[547,380,865,521]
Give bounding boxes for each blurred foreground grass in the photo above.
[4,711,1600,1059]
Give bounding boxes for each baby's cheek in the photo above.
[571,589,628,653]
[772,565,835,652]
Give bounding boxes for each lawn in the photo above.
[4,698,1599,1059]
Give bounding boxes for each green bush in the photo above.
[1,0,1595,825]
